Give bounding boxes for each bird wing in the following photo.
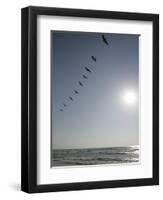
[105,39,108,45]
[85,67,91,72]
[82,75,87,79]
[92,56,96,61]
[79,81,83,86]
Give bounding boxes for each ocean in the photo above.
[51,146,139,167]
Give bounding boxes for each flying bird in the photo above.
[85,67,92,73]
[59,109,63,112]
[102,34,109,45]
[69,96,74,101]
[78,81,83,86]
[91,56,97,62]
[63,103,67,107]
[82,74,88,79]
[74,90,79,94]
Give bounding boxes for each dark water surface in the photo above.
[51,146,139,167]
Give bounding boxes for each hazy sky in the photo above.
[51,31,139,149]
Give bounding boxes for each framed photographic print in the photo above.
[21,6,159,193]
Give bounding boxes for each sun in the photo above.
[123,90,137,106]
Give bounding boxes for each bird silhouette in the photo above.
[102,34,109,45]
[78,81,83,86]
[59,39,102,111]
[91,56,97,62]
[74,90,79,94]
[85,67,92,73]
[69,96,74,101]
[82,74,88,79]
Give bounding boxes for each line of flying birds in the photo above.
[59,34,109,112]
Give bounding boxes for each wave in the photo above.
[51,146,140,167]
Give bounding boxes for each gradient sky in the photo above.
[51,31,139,149]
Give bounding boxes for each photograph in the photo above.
[51,31,139,167]
[21,6,159,193]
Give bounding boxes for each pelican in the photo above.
[69,97,74,101]
[102,34,109,45]
[91,56,97,62]
[78,81,83,86]
[85,67,92,73]
[74,90,79,94]
[82,75,88,79]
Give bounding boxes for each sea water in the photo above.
[51,146,139,167]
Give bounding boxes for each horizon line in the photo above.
[52,144,139,151]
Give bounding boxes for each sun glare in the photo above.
[123,90,137,106]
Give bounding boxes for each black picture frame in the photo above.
[21,6,159,193]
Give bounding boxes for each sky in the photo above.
[51,31,139,149]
